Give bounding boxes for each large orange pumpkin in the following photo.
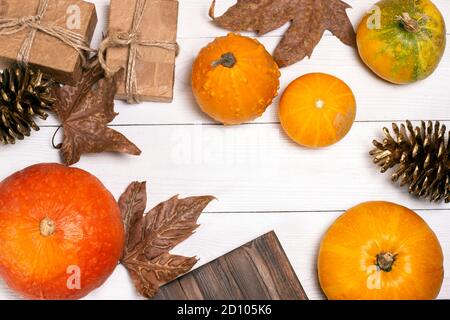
[0,163,124,299]
[192,33,280,125]
[279,73,356,148]
[318,201,443,300]
[357,0,446,84]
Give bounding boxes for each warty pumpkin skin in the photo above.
[357,0,446,84]
[318,201,443,300]
[192,33,280,125]
[0,163,124,299]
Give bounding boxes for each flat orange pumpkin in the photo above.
[318,201,444,300]
[279,73,356,148]
[0,163,124,299]
[192,33,280,125]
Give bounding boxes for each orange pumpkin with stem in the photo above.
[318,201,443,300]
[0,163,124,299]
[192,33,280,125]
[279,73,356,148]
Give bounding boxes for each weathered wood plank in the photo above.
[153,231,308,300]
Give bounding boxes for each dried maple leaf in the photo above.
[210,0,356,67]
[118,181,215,298]
[126,253,198,298]
[53,60,141,166]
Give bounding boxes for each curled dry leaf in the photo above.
[53,59,141,165]
[118,181,215,298]
[209,0,355,67]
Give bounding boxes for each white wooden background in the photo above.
[1,0,450,300]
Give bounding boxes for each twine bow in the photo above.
[98,0,179,104]
[0,0,96,67]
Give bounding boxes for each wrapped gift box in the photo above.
[0,0,97,85]
[105,0,179,103]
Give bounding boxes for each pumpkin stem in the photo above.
[212,52,237,68]
[40,217,56,237]
[376,252,396,272]
[397,12,420,33]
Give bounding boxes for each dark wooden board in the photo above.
[153,231,308,300]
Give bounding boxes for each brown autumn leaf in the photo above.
[118,181,215,298]
[53,60,141,166]
[126,253,198,298]
[209,0,356,67]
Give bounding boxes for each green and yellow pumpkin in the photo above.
[357,0,446,84]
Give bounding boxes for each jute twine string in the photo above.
[98,0,179,103]
[0,0,96,67]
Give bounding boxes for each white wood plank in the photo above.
[176,0,450,39]
[1,122,450,212]
[37,34,450,126]
[37,0,450,126]
[90,0,450,42]
[1,0,449,301]
[91,0,450,40]
[1,210,449,300]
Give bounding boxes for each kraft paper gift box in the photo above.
[0,0,97,85]
[104,0,179,103]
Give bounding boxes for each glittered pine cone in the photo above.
[370,120,450,203]
[0,65,55,144]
